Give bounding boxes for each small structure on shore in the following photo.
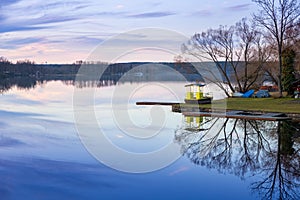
[184,83,212,104]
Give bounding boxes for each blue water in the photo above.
[0,80,299,200]
[0,157,255,200]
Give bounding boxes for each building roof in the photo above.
[184,83,206,87]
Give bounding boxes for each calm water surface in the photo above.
[0,79,299,200]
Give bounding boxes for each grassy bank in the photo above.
[209,98,300,114]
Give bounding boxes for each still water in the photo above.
[0,78,299,200]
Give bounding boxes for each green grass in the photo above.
[179,98,300,114]
[209,98,300,114]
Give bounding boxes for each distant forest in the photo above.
[0,58,204,93]
[0,59,202,78]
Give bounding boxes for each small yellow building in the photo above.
[184,83,211,104]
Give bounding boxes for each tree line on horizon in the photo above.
[0,59,207,94]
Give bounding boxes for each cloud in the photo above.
[0,37,42,49]
[0,0,21,7]
[0,136,26,147]
[127,11,175,18]
[192,10,213,17]
[30,15,79,26]
[0,1,89,25]
[12,37,44,45]
[0,25,48,34]
[151,2,162,7]
[0,0,257,64]
[41,1,91,11]
[225,3,251,11]
[95,11,127,17]
[72,36,104,45]
[0,0,22,22]
[0,1,85,35]
[115,4,124,9]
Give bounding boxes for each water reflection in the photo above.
[0,74,189,94]
[0,76,116,94]
[0,63,203,94]
[0,158,123,200]
[175,116,300,199]
[252,120,300,200]
[1,73,300,199]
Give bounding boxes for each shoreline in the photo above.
[171,98,300,121]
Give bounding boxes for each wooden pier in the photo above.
[136,102,180,106]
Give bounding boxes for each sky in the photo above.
[0,0,258,64]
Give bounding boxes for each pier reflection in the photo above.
[175,116,300,200]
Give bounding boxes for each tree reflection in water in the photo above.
[175,116,300,200]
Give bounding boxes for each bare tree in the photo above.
[182,19,265,96]
[252,0,300,97]
[0,56,11,64]
[182,25,235,97]
[235,18,268,92]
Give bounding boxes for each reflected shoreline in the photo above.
[0,62,204,94]
[175,116,300,200]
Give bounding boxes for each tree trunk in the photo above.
[278,47,283,97]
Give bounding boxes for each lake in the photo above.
[0,74,300,200]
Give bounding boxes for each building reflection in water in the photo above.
[175,115,300,200]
